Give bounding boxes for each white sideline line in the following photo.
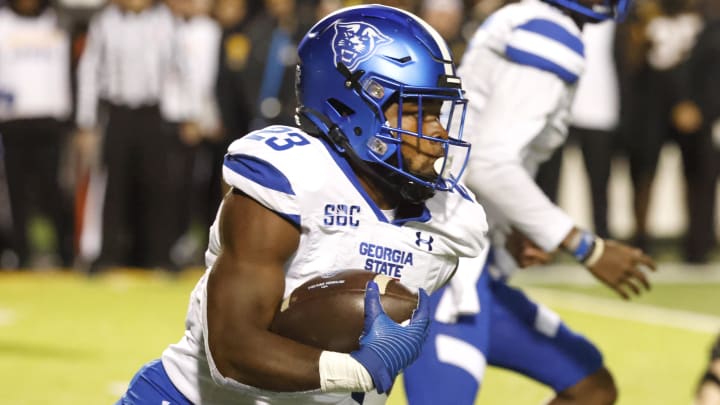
[514,263,720,285]
[525,287,720,334]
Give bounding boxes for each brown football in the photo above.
[269,270,419,353]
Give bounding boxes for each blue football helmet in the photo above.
[295,4,470,203]
[543,0,632,22]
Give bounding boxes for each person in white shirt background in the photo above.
[0,0,75,269]
[74,0,183,272]
[161,0,223,269]
[614,0,714,263]
[535,19,619,241]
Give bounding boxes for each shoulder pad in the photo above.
[505,18,585,83]
[223,127,302,196]
[222,126,324,227]
[224,153,295,196]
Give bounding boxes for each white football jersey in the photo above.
[162,125,488,404]
[457,0,584,276]
[0,8,72,121]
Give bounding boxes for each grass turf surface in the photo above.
[0,269,717,404]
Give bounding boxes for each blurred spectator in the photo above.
[536,21,620,239]
[241,0,305,130]
[53,0,105,47]
[161,0,223,268]
[682,0,720,262]
[313,0,342,21]
[614,0,657,249]
[0,0,75,268]
[164,0,222,141]
[419,0,466,59]
[615,0,710,261]
[75,0,181,271]
[569,21,620,239]
[0,139,16,268]
[214,0,253,141]
[380,0,418,13]
[205,0,253,246]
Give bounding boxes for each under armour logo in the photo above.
[415,232,434,252]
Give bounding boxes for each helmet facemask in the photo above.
[359,78,470,196]
[295,4,472,203]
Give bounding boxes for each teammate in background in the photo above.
[404,0,657,404]
[116,5,487,404]
[697,333,720,405]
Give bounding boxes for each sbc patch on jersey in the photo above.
[505,18,585,83]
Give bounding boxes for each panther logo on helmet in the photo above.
[332,22,392,71]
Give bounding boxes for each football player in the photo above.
[115,4,488,404]
[404,0,657,404]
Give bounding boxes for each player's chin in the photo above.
[418,162,441,181]
[413,171,439,185]
[404,159,440,184]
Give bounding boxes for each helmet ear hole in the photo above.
[328,98,355,117]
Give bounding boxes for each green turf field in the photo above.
[0,268,717,404]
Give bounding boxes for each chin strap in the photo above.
[389,173,436,204]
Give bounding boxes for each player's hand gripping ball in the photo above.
[270,270,419,352]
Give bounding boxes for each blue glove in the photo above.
[350,280,430,394]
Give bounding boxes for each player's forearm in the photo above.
[207,259,375,393]
[210,318,374,393]
[206,257,323,391]
[466,159,573,251]
[213,326,324,391]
